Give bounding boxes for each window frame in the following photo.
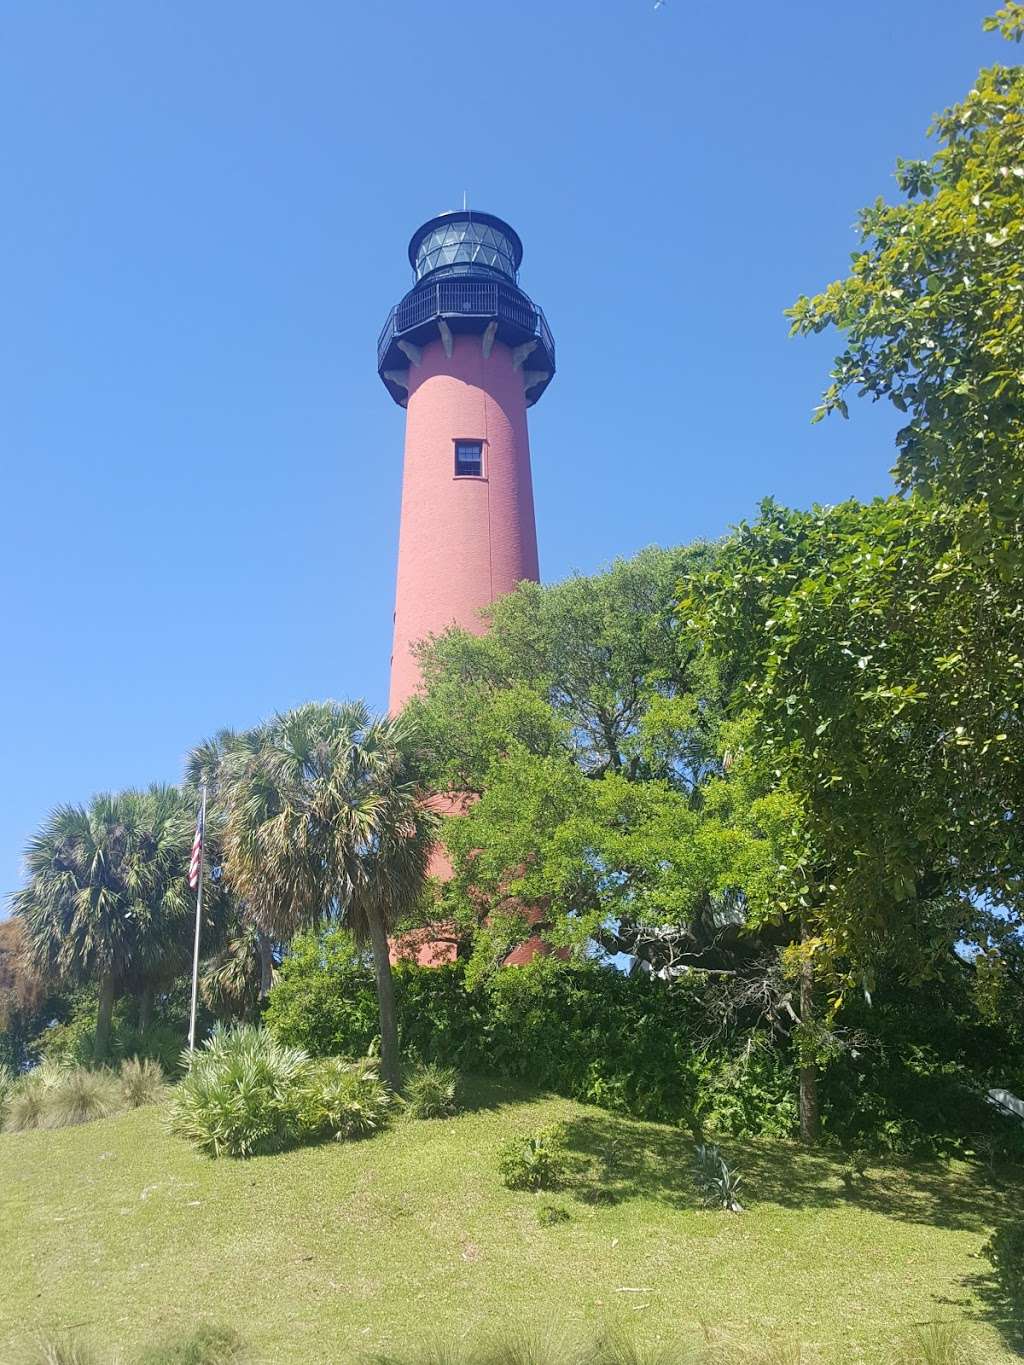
[453,438,485,479]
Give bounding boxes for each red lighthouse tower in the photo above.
[378,211,555,711]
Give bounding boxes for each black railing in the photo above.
[378,278,554,372]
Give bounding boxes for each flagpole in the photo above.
[187,781,207,1053]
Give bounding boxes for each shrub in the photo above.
[120,1056,166,1109]
[498,1125,568,1191]
[263,929,381,1057]
[267,942,796,1138]
[294,1057,392,1141]
[404,1063,459,1119]
[268,929,1024,1154]
[983,1219,1024,1331]
[45,1067,122,1129]
[168,1026,310,1158]
[116,1023,190,1076]
[535,1202,570,1226]
[691,1143,744,1213]
[840,1147,871,1192]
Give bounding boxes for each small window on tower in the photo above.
[454,439,483,477]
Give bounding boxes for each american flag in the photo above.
[188,803,204,890]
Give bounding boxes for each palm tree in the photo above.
[11,786,194,1059]
[200,916,272,1022]
[219,700,438,1088]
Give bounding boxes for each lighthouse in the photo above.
[378,210,556,711]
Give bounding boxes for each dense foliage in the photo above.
[686,14,1024,1020]
[408,547,796,981]
[687,494,1023,984]
[266,929,1023,1154]
[787,9,1024,555]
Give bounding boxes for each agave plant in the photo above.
[692,1143,744,1213]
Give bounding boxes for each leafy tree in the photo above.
[411,544,725,798]
[216,701,437,1087]
[686,10,1024,1086]
[11,786,196,1059]
[688,496,1022,987]
[410,550,813,1123]
[787,5,1024,572]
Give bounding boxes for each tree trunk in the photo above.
[95,972,116,1061]
[799,919,819,1145]
[365,909,401,1091]
[257,932,275,1001]
[138,985,153,1033]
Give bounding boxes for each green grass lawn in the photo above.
[0,1077,1019,1363]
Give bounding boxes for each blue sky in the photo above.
[0,0,999,903]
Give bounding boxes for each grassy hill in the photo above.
[0,1077,1019,1363]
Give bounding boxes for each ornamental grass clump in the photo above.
[295,1056,392,1141]
[119,1056,167,1109]
[25,1338,104,1365]
[403,1062,460,1120]
[45,1066,122,1129]
[136,1322,246,1364]
[3,1060,67,1132]
[169,1025,310,1158]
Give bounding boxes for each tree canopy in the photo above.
[409,546,798,984]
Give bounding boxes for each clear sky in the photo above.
[0,0,1000,905]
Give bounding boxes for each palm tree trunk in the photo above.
[95,972,116,1061]
[257,932,275,1001]
[799,918,819,1145]
[138,986,153,1033]
[365,908,400,1091]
